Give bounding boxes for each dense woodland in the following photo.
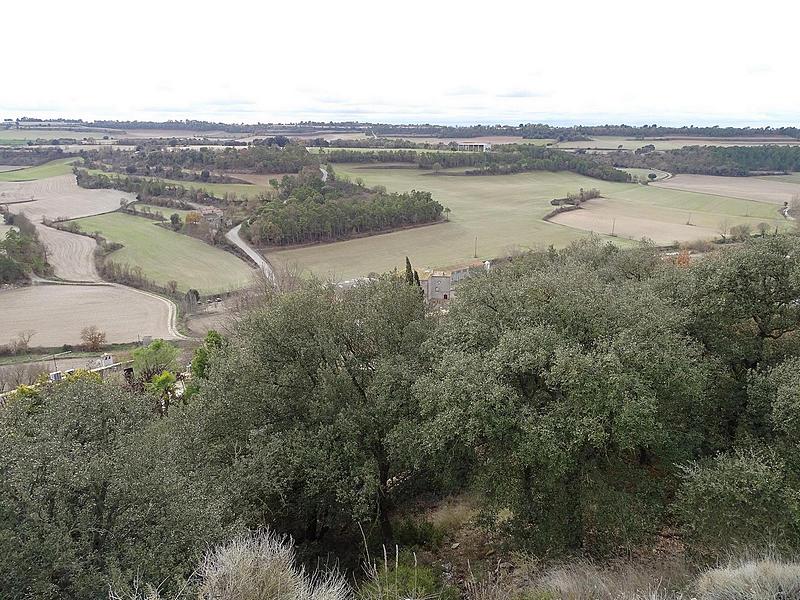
[0,147,67,166]
[608,144,800,176]
[325,146,631,182]
[2,235,800,599]
[74,168,223,205]
[83,141,317,176]
[241,168,444,246]
[0,212,51,283]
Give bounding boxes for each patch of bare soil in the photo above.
[0,284,178,347]
[652,174,800,205]
[549,199,720,244]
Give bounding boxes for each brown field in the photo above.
[0,174,135,222]
[652,174,800,205]
[36,224,99,281]
[383,135,545,145]
[549,198,722,244]
[116,129,250,139]
[0,283,179,347]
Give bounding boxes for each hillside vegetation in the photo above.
[2,234,800,599]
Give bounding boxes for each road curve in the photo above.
[225,223,274,280]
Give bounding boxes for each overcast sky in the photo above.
[4,0,799,126]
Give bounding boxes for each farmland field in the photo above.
[131,203,196,220]
[0,129,113,141]
[263,164,791,279]
[0,283,178,347]
[264,166,623,280]
[758,172,800,185]
[71,212,254,293]
[619,167,671,181]
[0,174,134,221]
[652,174,800,205]
[554,135,800,151]
[0,158,77,182]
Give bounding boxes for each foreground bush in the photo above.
[196,531,350,600]
[675,448,800,553]
[695,557,800,600]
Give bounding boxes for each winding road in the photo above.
[219,166,333,282]
[0,174,184,345]
[225,223,274,280]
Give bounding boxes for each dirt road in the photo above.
[225,223,274,280]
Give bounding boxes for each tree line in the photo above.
[0,212,51,283]
[606,144,800,176]
[324,146,632,182]
[74,167,222,205]
[3,234,800,598]
[241,169,444,246]
[83,141,318,177]
[0,147,67,166]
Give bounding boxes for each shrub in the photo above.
[197,531,350,600]
[393,519,445,550]
[675,447,800,553]
[359,550,458,600]
[695,557,800,600]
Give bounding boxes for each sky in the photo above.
[3,0,800,127]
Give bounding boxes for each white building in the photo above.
[456,141,492,152]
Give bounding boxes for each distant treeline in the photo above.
[310,138,451,150]
[326,146,631,182]
[468,145,631,181]
[607,145,800,176]
[74,168,223,204]
[0,148,68,166]
[83,142,318,175]
[241,169,444,246]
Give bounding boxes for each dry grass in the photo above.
[695,557,800,600]
[427,494,479,534]
[110,531,351,600]
[197,531,350,600]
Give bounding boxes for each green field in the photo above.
[0,128,110,141]
[263,164,785,281]
[619,167,672,181]
[88,169,267,198]
[71,212,254,293]
[130,203,196,219]
[264,166,624,280]
[0,158,77,182]
[759,172,800,184]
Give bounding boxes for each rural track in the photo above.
[1,173,188,345]
[225,223,274,281]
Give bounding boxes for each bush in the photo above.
[675,447,800,553]
[112,530,351,600]
[393,518,445,550]
[695,557,800,600]
[197,531,350,600]
[359,551,458,600]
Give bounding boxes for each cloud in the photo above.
[444,86,485,97]
[496,89,548,99]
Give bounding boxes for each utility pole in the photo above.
[49,350,72,372]
[473,236,478,258]
[611,218,616,236]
